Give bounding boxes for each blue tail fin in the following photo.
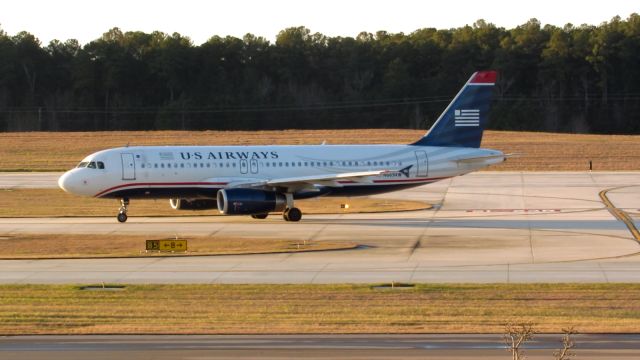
[412,71,497,148]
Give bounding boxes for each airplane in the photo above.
[58,70,505,222]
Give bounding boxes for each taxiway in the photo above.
[0,172,639,284]
[2,334,639,360]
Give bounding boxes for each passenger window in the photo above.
[154,164,158,168]
[97,161,105,169]
[141,164,145,169]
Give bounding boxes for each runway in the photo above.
[1,334,639,359]
[1,172,639,284]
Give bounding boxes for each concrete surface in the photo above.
[0,172,639,284]
[1,334,639,360]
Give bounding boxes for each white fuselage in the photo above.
[58,144,504,199]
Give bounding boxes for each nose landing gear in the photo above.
[117,198,129,223]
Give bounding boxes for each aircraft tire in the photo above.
[286,207,302,222]
[251,213,269,219]
[117,212,128,223]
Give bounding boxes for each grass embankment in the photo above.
[0,189,428,217]
[0,130,638,171]
[0,234,356,259]
[1,284,639,334]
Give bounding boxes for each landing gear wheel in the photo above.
[117,198,129,223]
[284,207,302,222]
[282,208,290,221]
[251,213,269,219]
[117,212,128,223]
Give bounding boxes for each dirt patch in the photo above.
[0,130,638,171]
[0,188,428,217]
[0,234,356,259]
[1,283,639,334]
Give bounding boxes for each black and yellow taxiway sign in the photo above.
[146,239,188,252]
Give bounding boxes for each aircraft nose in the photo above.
[58,171,78,194]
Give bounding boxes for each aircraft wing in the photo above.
[263,170,389,186]
[207,170,391,190]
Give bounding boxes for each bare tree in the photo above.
[503,322,536,360]
[553,327,577,360]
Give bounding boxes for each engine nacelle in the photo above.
[169,198,217,210]
[217,189,286,215]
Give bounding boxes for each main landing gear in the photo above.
[117,198,129,223]
[282,193,302,222]
[250,207,302,222]
[283,207,302,222]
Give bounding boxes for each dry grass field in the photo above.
[0,189,428,217]
[1,283,639,334]
[0,130,638,171]
[0,234,355,259]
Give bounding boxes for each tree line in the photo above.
[0,15,639,133]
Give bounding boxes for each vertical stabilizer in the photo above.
[412,71,497,148]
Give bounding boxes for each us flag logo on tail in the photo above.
[454,109,480,127]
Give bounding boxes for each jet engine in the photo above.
[169,198,217,210]
[217,189,286,215]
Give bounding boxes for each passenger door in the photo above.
[121,153,136,180]
[414,150,428,177]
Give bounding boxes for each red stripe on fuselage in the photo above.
[337,176,450,184]
[95,176,450,197]
[94,182,228,197]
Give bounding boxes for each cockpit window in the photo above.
[76,161,104,169]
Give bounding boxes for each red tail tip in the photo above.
[470,71,497,84]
